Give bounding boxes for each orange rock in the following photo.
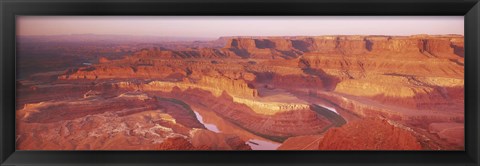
[155,137,196,150]
[317,119,422,150]
[98,57,111,63]
[190,129,251,150]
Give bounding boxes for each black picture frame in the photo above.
[1,0,479,165]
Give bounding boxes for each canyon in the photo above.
[16,34,464,150]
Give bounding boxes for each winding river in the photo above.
[192,111,220,133]
[156,96,346,150]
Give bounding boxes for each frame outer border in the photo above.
[1,0,480,166]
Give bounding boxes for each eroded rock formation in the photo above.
[17,35,464,150]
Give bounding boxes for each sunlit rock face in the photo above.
[16,91,251,150]
[17,35,463,150]
[317,119,422,150]
[278,119,423,150]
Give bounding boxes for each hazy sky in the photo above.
[17,16,464,38]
